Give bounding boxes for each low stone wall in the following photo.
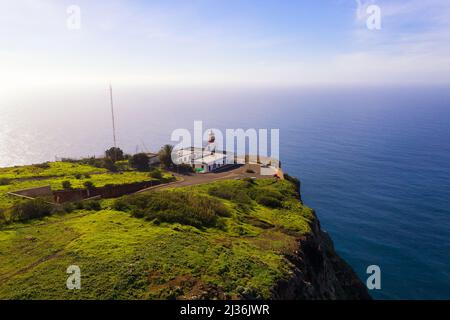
[53,180,162,204]
[53,189,86,203]
[8,185,52,198]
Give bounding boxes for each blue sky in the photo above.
[1,0,450,90]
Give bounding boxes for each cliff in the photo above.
[271,211,371,300]
[0,171,370,300]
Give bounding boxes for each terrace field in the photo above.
[0,178,315,300]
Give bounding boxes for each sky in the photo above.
[1,0,450,91]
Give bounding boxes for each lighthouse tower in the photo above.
[207,130,216,154]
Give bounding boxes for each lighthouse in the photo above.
[207,130,216,154]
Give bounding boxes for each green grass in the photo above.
[0,178,314,300]
[0,179,54,210]
[50,171,159,190]
[0,162,174,211]
[0,162,106,180]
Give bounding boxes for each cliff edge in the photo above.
[0,171,371,300]
[272,210,371,300]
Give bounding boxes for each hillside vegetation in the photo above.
[0,161,173,219]
[0,178,315,300]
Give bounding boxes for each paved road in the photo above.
[137,164,267,193]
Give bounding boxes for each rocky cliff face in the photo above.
[271,212,372,300]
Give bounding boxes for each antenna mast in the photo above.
[109,84,117,148]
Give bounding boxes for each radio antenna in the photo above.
[109,84,117,148]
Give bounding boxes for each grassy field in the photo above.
[0,162,173,211]
[0,178,314,300]
[48,171,168,190]
[0,162,106,180]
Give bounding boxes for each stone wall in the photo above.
[8,185,52,198]
[53,180,162,204]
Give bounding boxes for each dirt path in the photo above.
[0,229,83,284]
[0,249,65,283]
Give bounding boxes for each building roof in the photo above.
[201,153,227,165]
[144,152,159,157]
[175,147,232,165]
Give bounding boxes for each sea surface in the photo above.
[1,85,450,299]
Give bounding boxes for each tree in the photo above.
[105,147,124,162]
[103,158,118,172]
[159,144,174,169]
[62,180,72,190]
[130,153,150,171]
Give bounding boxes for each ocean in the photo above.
[1,85,449,299]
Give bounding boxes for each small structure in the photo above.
[206,130,216,153]
[194,152,228,173]
[174,147,230,173]
[147,152,160,167]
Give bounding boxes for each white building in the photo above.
[173,129,280,174]
[174,147,230,173]
[196,152,228,173]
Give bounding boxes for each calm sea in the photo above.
[1,85,449,299]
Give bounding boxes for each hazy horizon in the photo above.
[1,85,449,168]
[2,0,450,96]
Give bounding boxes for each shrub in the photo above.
[256,188,283,200]
[115,160,129,172]
[242,177,256,185]
[130,153,150,171]
[114,191,230,228]
[113,198,131,212]
[81,157,104,168]
[35,162,51,169]
[61,158,79,163]
[256,196,282,208]
[284,173,300,194]
[60,200,101,213]
[75,202,85,210]
[83,181,95,190]
[74,173,82,179]
[208,186,234,200]
[208,185,252,206]
[0,178,11,186]
[84,173,91,179]
[130,208,146,218]
[62,202,76,213]
[83,200,102,211]
[62,180,72,190]
[10,199,54,222]
[255,188,284,208]
[103,158,118,172]
[149,169,163,180]
[0,209,7,224]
